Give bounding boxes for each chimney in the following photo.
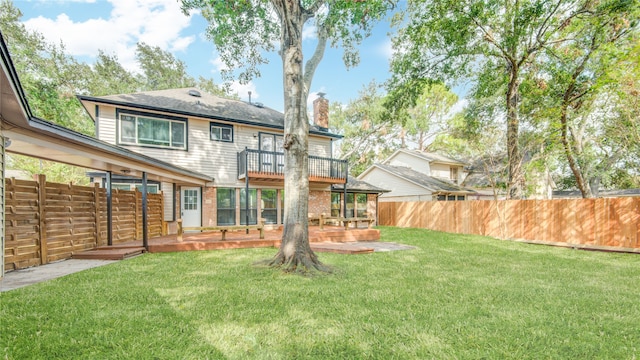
[313,93,329,131]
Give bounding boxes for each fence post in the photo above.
[94,183,102,247]
[135,189,140,240]
[35,174,48,265]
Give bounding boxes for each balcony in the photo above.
[238,148,347,184]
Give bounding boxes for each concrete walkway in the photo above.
[1,259,117,292]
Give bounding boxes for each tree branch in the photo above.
[303,25,328,98]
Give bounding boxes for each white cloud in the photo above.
[211,56,228,74]
[22,0,195,73]
[377,38,394,61]
[449,98,469,116]
[302,24,317,41]
[228,81,258,102]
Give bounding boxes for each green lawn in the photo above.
[2,226,639,359]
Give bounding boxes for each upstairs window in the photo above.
[450,167,459,183]
[118,111,186,150]
[210,122,233,142]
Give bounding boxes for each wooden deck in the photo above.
[73,226,380,259]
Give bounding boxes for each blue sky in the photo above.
[15,0,401,113]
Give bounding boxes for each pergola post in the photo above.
[106,171,112,246]
[142,172,148,250]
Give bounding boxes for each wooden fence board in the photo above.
[4,176,165,271]
[379,197,640,250]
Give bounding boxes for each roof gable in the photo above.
[385,149,466,167]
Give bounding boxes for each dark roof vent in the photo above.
[253,102,264,108]
[188,89,201,97]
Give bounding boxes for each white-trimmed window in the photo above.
[119,111,186,150]
[210,122,233,142]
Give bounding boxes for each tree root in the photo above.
[266,249,332,275]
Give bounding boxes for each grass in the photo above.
[1,226,639,359]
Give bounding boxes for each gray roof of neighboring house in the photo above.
[78,87,342,139]
[332,176,390,194]
[374,163,476,194]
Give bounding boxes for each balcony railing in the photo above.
[238,148,347,184]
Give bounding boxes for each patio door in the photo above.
[259,133,284,173]
[181,187,201,228]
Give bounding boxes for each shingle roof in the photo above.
[332,176,390,193]
[78,87,341,138]
[374,163,476,194]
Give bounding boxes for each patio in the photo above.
[73,225,381,260]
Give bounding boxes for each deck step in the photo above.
[72,247,146,260]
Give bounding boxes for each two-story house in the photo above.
[358,149,476,202]
[78,88,356,230]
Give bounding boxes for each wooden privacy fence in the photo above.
[4,175,164,271]
[379,198,640,249]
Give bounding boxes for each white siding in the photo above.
[359,167,432,201]
[97,106,117,144]
[161,182,174,221]
[386,152,431,175]
[309,136,332,158]
[95,105,337,188]
[430,163,452,180]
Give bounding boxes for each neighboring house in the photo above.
[358,149,476,202]
[79,89,381,230]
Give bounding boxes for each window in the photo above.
[217,188,236,225]
[118,111,186,149]
[183,189,199,210]
[240,188,257,225]
[210,122,233,142]
[112,184,131,191]
[331,193,341,217]
[450,167,459,184]
[280,189,285,223]
[345,193,355,218]
[356,194,368,217]
[112,183,159,194]
[261,189,278,224]
[134,184,159,194]
[259,133,284,172]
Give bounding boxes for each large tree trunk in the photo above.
[506,67,524,199]
[268,1,326,273]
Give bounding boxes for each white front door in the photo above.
[181,187,201,228]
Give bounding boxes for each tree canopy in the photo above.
[389,0,640,198]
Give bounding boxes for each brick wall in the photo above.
[367,194,378,221]
[309,190,331,215]
[203,186,216,226]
